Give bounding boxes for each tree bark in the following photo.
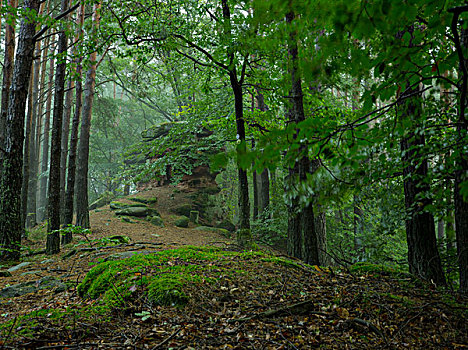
[285,9,319,265]
[0,0,40,261]
[399,87,445,285]
[454,26,468,295]
[21,73,34,232]
[27,36,44,228]
[0,0,17,175]
[63,2,85,235]
[38,41,56,223]
[75,2,101,229]
[46,0,70,255]
[221,0,251,246]
[60,76,74,223]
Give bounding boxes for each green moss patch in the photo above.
[77,246,278,309]
[350,262,405,276]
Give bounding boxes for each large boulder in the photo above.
[174,216,189,228]
[115,206,150,217]
[0,276,67,298]
[171,204,192,217]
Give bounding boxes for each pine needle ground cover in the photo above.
[0,246,466,349]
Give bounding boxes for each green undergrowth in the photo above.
[78,246,298,310]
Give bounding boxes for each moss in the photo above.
[260,256,309,271]
[77,246,250,309]
[174,216,189,228]
[350,262,403,275]
[131,196,158,204]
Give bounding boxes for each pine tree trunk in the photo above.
[21,73,34,232]
[46,0,69,255]
[75,2,101,229]
[27,38,43,228]
[60,77,74,223]
[0,0,40,261]
[38,42,56,223]
[0,0,17,175]
[63,3,84,235]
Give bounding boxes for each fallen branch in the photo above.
[230,299,328,322]
[151,327,182,349]
[349,317,387,343]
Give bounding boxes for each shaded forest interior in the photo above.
[0,0,468,348]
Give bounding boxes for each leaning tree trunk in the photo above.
[46,0,70,255]
[0,0,40,261]
[0,0,17,175]
[75,2,101,229]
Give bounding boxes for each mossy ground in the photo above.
[2,246,467,349]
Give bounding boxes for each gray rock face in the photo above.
[7,262,31,273]
[89,191,115,210]
[0,276,67,298]
[115,206,149,217]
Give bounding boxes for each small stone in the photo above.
[7,262,31,273]
[150,216,164,227]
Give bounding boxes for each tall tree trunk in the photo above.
[399,86,445,285]
[453,24,468,295]
[27,36,44,228]
[63,2,84,235]
[0,0,40,261]
[0,0,17,175]
[221,0,251,246]
[38,41,56,223]
[255,92,270,217]
[60,77,74,223]
[46,0,70,255]
[285,9,319,265]
[75,2,101,229]
[252,139,258,221]
[21,73,34,232]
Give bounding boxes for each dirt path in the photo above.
[0,185,232,322]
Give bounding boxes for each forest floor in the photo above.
[0,186,467,349]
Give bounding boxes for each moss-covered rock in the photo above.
[175,216,189,228]
[130,196,158,205]
[115,206,149,217]
[150,216,164,227]
[171,204,192,217]
[216,219,236,232]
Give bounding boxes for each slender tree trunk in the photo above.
[27,37,43,228]
[46,0,70,255]
[60,77,74,222]
[0,0,17,175]
[38,42,56,223]
[221,0,251,246]
[285,9,319,265]
[75,2,101,229]
[252,139,258,220]
[21,73,34,232]
[0,0,40,261]
[255,92,270,217]
[63,3,84,235]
